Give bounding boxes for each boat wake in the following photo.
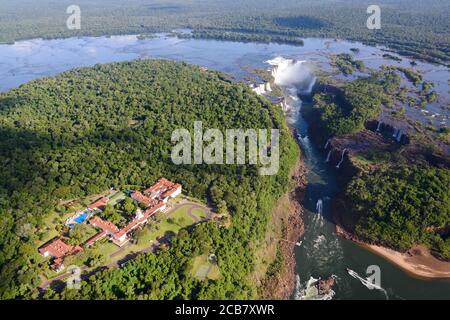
[346,268,389,299]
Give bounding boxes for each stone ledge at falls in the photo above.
[323,127,450,172]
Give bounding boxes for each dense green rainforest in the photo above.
[1,0,449,66]
[346,166,450,259]
[0,60,299,299]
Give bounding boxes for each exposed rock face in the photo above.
[317,276,335,296]
[367,120,410,145]
[259,131,307,300]
[269,158,307,299]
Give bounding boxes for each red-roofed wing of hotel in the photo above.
[144,178,182,203]
[38,237,83,271]
[39,237,82,258]
[113,201,166,246]
[88,196,109,210]
[56,179,182,249]
[89,216,120,235]
[131,191,154,207]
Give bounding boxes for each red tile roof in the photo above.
[131,191,154,207]
[88,197,109,210]
[144,178,181,199]
[51,258,64,271]
[39,238,82,259]
[81,179,179,247]
[115,219,143,239]
[162,184,181,199]
[144,201,165,218]
[89,216,120,234]
[84,231,107,247]
[115,202,165,239]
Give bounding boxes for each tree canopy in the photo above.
[0,59,299,299]
[346,166,450,259]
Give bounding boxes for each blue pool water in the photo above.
[74,211,89,224]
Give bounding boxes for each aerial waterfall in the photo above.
[376,121,382,132]
[391,128,403,142]
[392,129,399,138]
[324,139,330,149]
[266,57,316,94]
[325,150,331,162]
[316,199,323,214]
[336,148,347,169]
[252,83,266,95]
[396,130,402,142]
[294,275,336,300]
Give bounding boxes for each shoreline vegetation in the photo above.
[336,225,450,280]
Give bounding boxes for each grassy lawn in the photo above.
[145,214,193,240]
[169,206,195,223]
[124,204,200,252]
[108,191,127,206]
[93,204,202,263]
[191,208,207,220]
[71,223,99,244]
[38,209,74,244]
[191,254,221,280]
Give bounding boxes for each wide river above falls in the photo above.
[1,34,449,299]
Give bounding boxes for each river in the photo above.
[1,33,449,299]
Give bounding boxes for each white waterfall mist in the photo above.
[376,121,382,132]
[396,130,402,142]
[316,199,323,214]
[325,150,331,163]
[268,56,317,140]
[391,128,403,142]
[294,275,336,300]
[267,57,316,94]
[336,148,347,169]
[392,129,398,138]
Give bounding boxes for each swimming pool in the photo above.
[74,211,89,224]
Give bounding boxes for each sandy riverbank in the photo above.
[336,225,450,280]
[364,244,450,280]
